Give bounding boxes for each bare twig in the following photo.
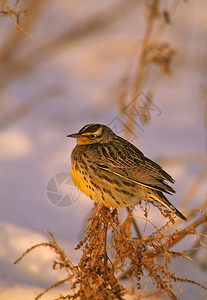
[146,214,207,259]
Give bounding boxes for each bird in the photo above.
[67,124,186,221]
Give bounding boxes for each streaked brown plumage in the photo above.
[67,124,186,221]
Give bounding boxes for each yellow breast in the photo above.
[70,166,91,199]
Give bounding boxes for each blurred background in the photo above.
[0,0,207,299]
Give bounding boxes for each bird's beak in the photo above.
[67,132,90,145]
[67,133,83,138]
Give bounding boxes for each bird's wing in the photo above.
[90,141,175,194]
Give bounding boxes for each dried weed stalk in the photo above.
[0,0,27,22]
[0,0,53,46]
[118,0,178,140]
[14,206,207,300]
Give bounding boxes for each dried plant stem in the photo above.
[0,0,139,90]
[103,207,109,280]
[0,0,52,60]
[124,0,159,140]
[146,214,207,259]
[179,86,207,210]
[119,214,207,281]
[0,0,7,5]
[190,222,207,257]
[14,208,207,300]
[14,242,52,265]
[126,207,143,240]
[154,0,180,40]
[35,278,69,300]
[201,85,207,150]
[131,0,158,98]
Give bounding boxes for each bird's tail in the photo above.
[150,191,187,221]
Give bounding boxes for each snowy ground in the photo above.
[0,1,207,299]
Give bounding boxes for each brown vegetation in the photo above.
[3,0,206,299]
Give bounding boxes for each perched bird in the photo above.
[67,124,186,221]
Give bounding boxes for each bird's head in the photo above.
[67,124,115,145]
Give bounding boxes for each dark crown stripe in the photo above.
[79,124,101,134]
[79,124,94,133]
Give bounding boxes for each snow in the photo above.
[0,0,207,299]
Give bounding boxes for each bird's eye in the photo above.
[89,134,96,139]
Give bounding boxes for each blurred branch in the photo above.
[185,85,207,260]
[119,0,179,140]
[124,0,160,140]
[154,0,181,39]
[179,86,207,210]
[201,85,207,151]
[3,4,53,46]
[0,86,63,130]
[130,0,159,98]
[0,0,50,63]
[0,0,139,89]
[155,153,207,166]
[0,0,27,20]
